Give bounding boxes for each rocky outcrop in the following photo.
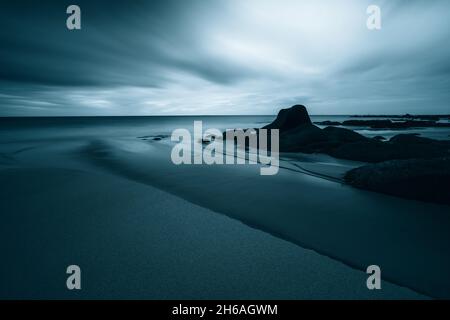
[263,105,450,162]
[262,104,450,204]
[263,105,312,131]
[343,119,450,129]
[315,119,450,129]
[344,157,450,205]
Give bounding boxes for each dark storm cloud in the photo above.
[0,0,253,88]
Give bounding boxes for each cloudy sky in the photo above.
[0,0,449,116]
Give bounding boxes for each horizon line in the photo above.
[1,113,450,118]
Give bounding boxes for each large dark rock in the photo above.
[344,157,450,205]
[261,105,450,163]
[322,126,367,143]
[261,105,368,153]
[263,105,312,131]
[258,104,450,204]
[389,134,432,144]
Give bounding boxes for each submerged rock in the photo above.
[314,120,341,126]
[342,119,450,129]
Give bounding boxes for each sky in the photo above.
[0,0,449,116]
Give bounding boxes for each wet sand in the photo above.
[1,131,449,298]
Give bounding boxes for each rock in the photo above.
[258,105,450,205]
[260,105,450,163]
[344,157,450,205]
[322,126,367,143]
[314,121,341,126]
[389,134,429,144]
[330,134,450,163]
[343,119,393,127]
[350,114,446,121]
[263,105,312,131]
[342,119,450,129]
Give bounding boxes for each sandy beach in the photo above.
[1,119,449,299]
[0,166,423,299]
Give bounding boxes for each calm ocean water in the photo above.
[1,115,449,142]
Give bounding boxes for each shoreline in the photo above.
[79,137,450,298]
[0,166,425,299]
[1,116,450,298]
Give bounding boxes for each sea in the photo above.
[1,115,450,143]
